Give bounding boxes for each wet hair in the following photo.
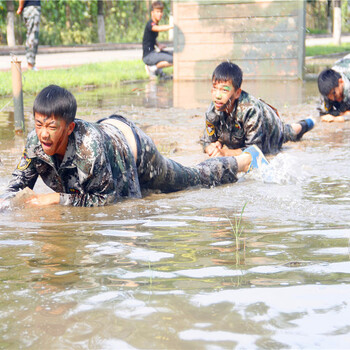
[212,62,243,90]
[151,1,164,11]
[318,68,341,97]
[33,85,77,124]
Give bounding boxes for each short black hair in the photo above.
[151,1,164,10]
[33,85,77,124]
[318,68,341,97]
[212,62,243,90]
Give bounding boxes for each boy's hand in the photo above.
[205,141,222,156]
[210,147,243,157]
[321,114,345,123]
[25,193,60,206]
[205,142,242,157]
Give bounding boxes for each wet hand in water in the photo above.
[25,193,60,206]
[321,114,345,123]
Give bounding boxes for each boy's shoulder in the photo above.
[145,19,156,29]
[72,120,107,164]
[238,90,259,105]
[73,119,104,144]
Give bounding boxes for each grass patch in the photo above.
[305,43,350,57]
[227,202,247,252]
[0,59,157,97]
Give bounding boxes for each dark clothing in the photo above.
[142,50,173,66]
[142,19,158,58]
[24,1,41,7]
[201,91,297,155]
[2,116,239,207]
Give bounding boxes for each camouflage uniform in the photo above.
[2,116,239,207]
[318,54,350,116]
[201,90,297,155]
[22,3,41,67]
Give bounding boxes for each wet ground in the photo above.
[0,79,349,349]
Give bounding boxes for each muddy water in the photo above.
[0,80,349,349]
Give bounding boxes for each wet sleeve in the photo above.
[241,107,264,150]
[200,110,220,151]
[0,149,39,200]
[59,154,123,207]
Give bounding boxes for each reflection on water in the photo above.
[0,80,349,349]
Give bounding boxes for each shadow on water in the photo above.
[0,79,350,349]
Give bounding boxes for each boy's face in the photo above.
[327,78,344,102]
[151,8,163,23]
[211,80,241,113]
[34,113,75,159]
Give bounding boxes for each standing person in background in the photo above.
[17,0,41,71]
[142,1,173,79]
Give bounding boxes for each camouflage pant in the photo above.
[104,115,239,193]
[23,6,41,66]
[282,123,298,143]
[133,122,238,193]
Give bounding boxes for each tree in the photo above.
[333,0,342,45]
[6,0,15,47]
[97,0,105,43]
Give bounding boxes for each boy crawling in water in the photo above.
[317,56,350,123]
[201,62,315,157]
[1,85,268,207]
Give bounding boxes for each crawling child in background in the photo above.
[317,54,350,123]
[201,62,315,157]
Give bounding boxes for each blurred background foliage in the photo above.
[0,1,349,46]
[306,0,350,34]
[0,0,171,46]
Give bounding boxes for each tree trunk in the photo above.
[333,0,342,45]
[66,3,71,29]
[145,0,151,19]
[7,0,16,47]
[97,0,105,43]
[327,0,332,33]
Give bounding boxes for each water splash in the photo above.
[249,153,306,185]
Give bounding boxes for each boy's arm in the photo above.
[321,112,349,123]
[152,24,174,33]
[17,0,25,14]
[1,150,39,201]
[241,107,265,151]
[200,107,244,156]
[25,158,123,207]
[59,151,140,207]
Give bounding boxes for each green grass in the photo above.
[0,59,152,97]
[305,43,350,57]
[227,202,247,252]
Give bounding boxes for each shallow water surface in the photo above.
[0,80,349,349]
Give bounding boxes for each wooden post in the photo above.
[11,58,25,135]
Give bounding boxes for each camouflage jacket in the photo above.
[2,119,141,207]
[201,90,284,154]
[318,55,350,116]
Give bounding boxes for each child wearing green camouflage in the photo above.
[201,62,314,157]
[1,85,268,208]
[317,54,350,123]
